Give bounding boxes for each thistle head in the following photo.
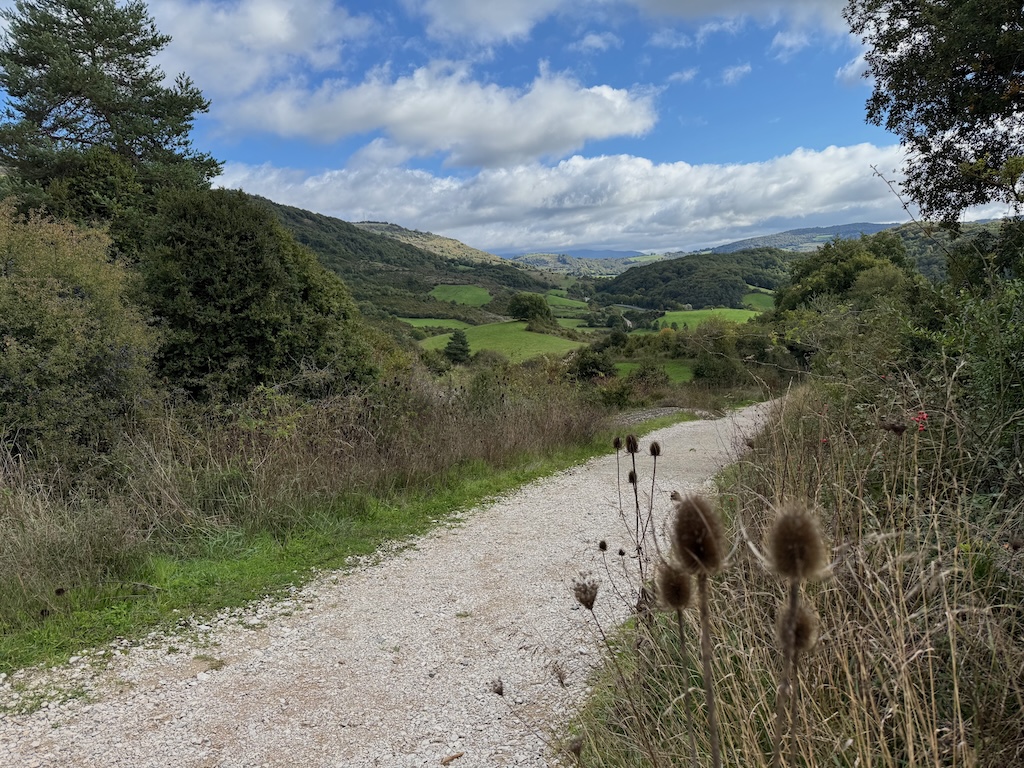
[573,575,599,611]
[625,434,640,454]
[655,559,692,611]
[649,441,661,457]
[670,494,726,574]
[767,502,827,582]
[628,469,638,486]
[778,602,820,654]
[613,436,623,451]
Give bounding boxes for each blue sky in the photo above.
[104,2,1006,250]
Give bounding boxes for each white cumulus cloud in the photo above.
[218,142,915,252]
[150,0,374,97]
[404,0,848,44]
[224,61,658,167]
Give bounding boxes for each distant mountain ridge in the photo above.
[499,248,644,260]
[709,223,895,253]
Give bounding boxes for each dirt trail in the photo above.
[0,403,771,768]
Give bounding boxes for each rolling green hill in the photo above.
[261,199,554,321]
[595,248,794,310]
[421,321,586,362]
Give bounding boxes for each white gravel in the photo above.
[0,403,770,768]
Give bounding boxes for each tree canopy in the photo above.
[845,0,1024,219]
[774,231,916,312]
[507,292,554,322]
[138,189,378,401]
[0,0,220,219]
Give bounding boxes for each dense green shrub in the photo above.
[138,188,379,400]
[0,204,155,467]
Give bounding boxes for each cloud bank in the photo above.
[220,143,915,252]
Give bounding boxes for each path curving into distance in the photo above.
[0,403,771,768]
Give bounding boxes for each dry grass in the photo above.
[573,387,1024,767]
[0,364,604,630]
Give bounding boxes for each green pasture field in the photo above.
[421,321,586,363]
[398,318,473,329]
[615,359,694,383]
[429,284,492,306]
[742,291,774,311]
[546,292,589,310]
[656,307,758,328]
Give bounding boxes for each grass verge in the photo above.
[0,411,697,675]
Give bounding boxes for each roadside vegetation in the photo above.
[567,0,1024,761]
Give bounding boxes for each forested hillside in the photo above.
[594,247,793,309]
[265,200,554,319]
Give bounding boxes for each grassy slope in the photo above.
[421,321,586,362]
[658,308,757,326]
[742,291,774,311]
[262,198,550,319]
[398,318,473,329]
[429,284,492,306]
[615,360,694,383]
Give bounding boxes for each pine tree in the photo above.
[444,329,471,364]
[0,0,220,219]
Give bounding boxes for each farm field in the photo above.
[429,284,492,306]
[742,290,774,311]
[398,318,473,329]
[657,307,758,328]
[421,321,586,363]
[545,291,589,310]
[615,359,694,383]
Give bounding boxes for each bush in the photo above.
[138,188,378,400]
[0,204,155,468]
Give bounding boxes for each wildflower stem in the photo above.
[675,608,699,768]
[773,580,800,768]
[698,573,721,768]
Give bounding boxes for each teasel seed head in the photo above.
[628,469,638,486]
[655,560,692,611]
[573,576,599,611]
[626,434,640,454]
[613,436,623,451]
[767,502,827,582]
[778,602,820,654]
[567,735,583,761]
[618,547,626,557]
[598,539,608,552]
[670,494,726,574]
[649,441,661,457]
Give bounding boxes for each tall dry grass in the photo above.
[574,386,1024,767]
[0,363,604,629]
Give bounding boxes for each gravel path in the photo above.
[0,403,771,768]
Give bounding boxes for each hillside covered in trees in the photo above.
[594,247,794,309]
[266,201,554,320]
